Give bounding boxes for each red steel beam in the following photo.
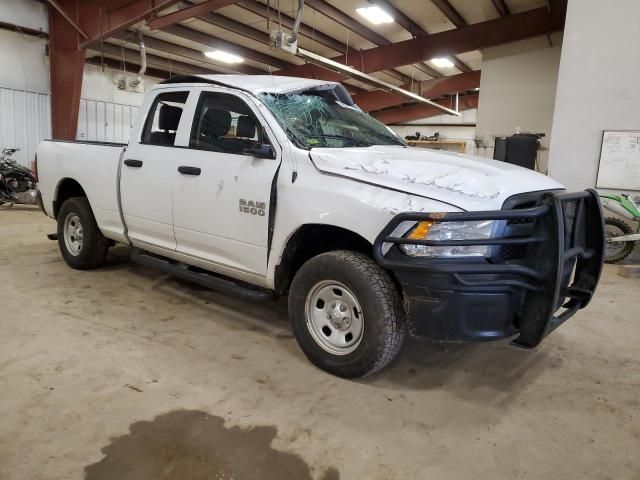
[276,3,566,77]
[235,0,416,83]
[147,0,239,30]
[79,0,182,49]
[304,0,390,47]
[48,0,184,139]
[49,0,85,140]
[374,0,470,73]
[361,4,566,73]
[46,0,89,38]
[303,0,431,82]
[372,94,479,124]
[353,71,480,112]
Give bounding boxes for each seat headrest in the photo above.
[237,115,257,138]
[158,104,183,131]
[202,109,232,137]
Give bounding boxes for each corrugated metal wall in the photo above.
[0,87,140,167]
[0,87,51,167]
[76,98,139,144]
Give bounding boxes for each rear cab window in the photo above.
[141,91,189,146]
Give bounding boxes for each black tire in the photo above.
[604,217,635,264]
[57,197,109,270]
[288,250,405,378]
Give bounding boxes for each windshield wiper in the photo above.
[309,134,373,147]
[365,130,406,146]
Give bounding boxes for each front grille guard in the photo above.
[373,189,605,348]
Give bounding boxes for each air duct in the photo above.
[289,0,304,44]
[130,31,146,88]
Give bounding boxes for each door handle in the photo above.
[178,166,201,176]
[124,159,143,168]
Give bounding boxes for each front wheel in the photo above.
[604,217,635,264]
[57,197,109,269]
[288,251,405,378]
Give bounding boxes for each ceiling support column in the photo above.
[49,0,84,140]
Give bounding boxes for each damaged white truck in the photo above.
[36,75,605,378]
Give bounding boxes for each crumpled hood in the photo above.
[310,146,564,211]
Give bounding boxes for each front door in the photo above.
[120,89,190,251]
[172,89,281,277]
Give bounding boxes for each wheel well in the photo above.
[53,178,86,219]
[274,224,373,294]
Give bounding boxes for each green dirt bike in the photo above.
[599,193,640,263]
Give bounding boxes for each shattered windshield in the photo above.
[259,89,405,150]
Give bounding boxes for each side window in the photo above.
[189,92,268,155]
[141,91,189,146]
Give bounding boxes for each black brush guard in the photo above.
[373,189,605,347]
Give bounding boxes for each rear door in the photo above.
[171,88,281,278]
[120,89,190,251]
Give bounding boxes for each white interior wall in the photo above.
[77,64,158,143]
[81,63,157,107]
[0,0,153,161]
[548,0,640,193]
[389,109,477,154]
[0,0,48,32]
[0,30,49,94]
[475,33,563,171]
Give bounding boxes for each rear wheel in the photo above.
[604,217,635,264]
[288,251,405,378]
[57,197,109,269]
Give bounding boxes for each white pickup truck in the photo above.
[36,75,604,377]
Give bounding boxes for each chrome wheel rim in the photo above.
[304,280,364,356]
[605,225,626,257]
[63,213,83,256]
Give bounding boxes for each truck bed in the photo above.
[37,139,127,243]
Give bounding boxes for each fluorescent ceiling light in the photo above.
[204,50,244,64]
[431,57,455,68]
[356,6,394,25]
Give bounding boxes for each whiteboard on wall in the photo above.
[596,130,640,191]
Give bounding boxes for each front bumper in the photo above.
[374,189,605,348]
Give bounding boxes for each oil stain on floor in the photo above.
[84,410,339,480]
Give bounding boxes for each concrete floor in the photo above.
[1,206,639,480]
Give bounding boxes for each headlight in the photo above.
[400,220,498,258]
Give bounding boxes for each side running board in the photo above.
[131,249,272,301]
